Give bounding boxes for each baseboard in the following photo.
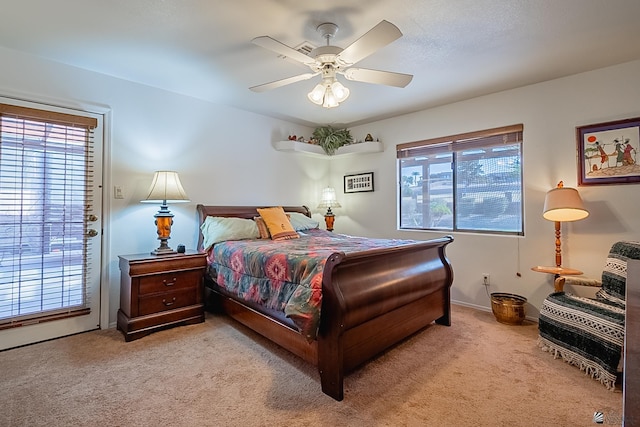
[451,300,491,313]
[451,300,539,323]
[106,301,538,328]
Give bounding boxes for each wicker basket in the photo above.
[490,293,527,325]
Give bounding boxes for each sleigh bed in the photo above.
[196,204,454,401]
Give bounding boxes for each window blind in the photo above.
[397,124,523,158]
[0,103,97,328]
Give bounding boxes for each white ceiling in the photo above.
[2,0,640,128]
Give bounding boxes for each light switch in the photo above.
[114,186,124,199]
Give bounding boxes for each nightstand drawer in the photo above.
[138,270,202,295]
[138,288,197,316]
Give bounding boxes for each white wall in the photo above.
[2,44,639,326]
[330,60,640,317]
[0,47,321,326]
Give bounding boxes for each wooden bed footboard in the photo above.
[318,236,454,400]
[196,204,454,401]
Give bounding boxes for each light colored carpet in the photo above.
[0,305,622,427]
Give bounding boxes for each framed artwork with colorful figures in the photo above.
[577,117,640,186]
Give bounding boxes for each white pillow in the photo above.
[200,216,260,250]
[287,212,319,231]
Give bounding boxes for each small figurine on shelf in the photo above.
[365,133,373,142]
[288,135,297,141]
[297,136,306,142]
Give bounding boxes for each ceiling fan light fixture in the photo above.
[307,79,346,108]
[307,83,325,105]
[331,80,350,102]
[322,87,339,108]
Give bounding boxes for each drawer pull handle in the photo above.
[162,297,177,306]
[162,278,177,286]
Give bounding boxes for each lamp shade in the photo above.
[542,187,588,222]
[141,171,190,203]
[318,187,341,209]
[307,78,349,108]
[330,81,350,102]
[307,83,325,105]
[322,87,339,108]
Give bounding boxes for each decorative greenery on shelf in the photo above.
[312,126,353,155]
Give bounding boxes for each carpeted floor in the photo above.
[0,305,622,427]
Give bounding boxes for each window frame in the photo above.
[397,124,524,235]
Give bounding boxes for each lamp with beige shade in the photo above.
[532,181,589,276]
[141,171,190,255]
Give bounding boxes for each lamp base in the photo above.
[151,237,176,255]
[151,247,176,256]
[324,213,335,232]
[151,205,175,255]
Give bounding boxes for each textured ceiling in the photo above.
[2,0,640,127]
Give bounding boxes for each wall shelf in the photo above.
[272,140,383,158]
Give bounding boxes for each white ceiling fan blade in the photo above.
[337,20,402,66]
[343,68,413,88]
[249,73,318,92]
[252,36,315,65]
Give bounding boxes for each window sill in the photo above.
[272,140,383,158]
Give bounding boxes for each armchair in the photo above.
[538,240,640,390]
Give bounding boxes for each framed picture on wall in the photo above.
[577,116,640,186]
[344,172,374,193]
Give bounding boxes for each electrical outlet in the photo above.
[482,274,490,286]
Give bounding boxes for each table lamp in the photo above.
[317,187,341,231]
[141,171,190,255]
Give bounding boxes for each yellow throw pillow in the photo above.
[256,207,299,240]
[255,214,294,239]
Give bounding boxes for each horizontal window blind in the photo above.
[397,124,523,158]
[0,103,97,328]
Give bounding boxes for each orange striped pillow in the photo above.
[256,207,299,240]
[253,216,271,239]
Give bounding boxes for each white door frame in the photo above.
[0,91,112,349]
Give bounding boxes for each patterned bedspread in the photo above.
[208,229,419,340]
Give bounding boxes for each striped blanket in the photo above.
[538,241,640,389]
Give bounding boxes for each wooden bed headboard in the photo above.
[195,204,312,251]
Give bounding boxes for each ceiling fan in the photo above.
[249,20,413,108]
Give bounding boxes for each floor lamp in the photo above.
[541,181,589,269]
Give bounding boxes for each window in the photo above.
[0,102,98,327]
[397,124,523,235]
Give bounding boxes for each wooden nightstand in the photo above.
[117,250,207,342]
